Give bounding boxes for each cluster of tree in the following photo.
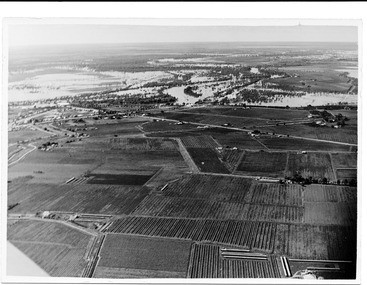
[282,172,357,186]
[309,109,349,126]
[337,178,357,186]
[284,173,329,185]
[38,141,58,150]
[8,203,19,211]
[184,86,202,97]
[72,93,177,109]
[122,93,177,105]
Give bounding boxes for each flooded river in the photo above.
[246,93,358,107]
[166,84,357,107]
[165,86,214,105]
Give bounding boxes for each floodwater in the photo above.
[250,67,260,74]
[336,68,358,79]
[8,68,173,102]
[167,83,357,107]
[248,93,358,107]
[7,241,49,277]
[165,86,214,105]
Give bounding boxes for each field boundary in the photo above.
[105,214,354,227]
[329,152,338,182]
[284,152,290,178]
[232,151,246,173]
[174,138,200,173]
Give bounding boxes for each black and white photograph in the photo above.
[1,2,365,284]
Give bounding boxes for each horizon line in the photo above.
[9,40,358,48]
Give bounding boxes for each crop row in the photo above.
[11,242,88,277]
[109,137,177,151]
[246,204,304,223]
[304,202,356,225]
[187,243,281,278]
[132,195,249,220]
[161,112,263,129]
[187,244,221,278]
[8,183,150,215]
[105,216,356,261]
[105,216,276,252]
[336,169,357,181]
[274,224,356,260]
[250,183,303,206]
[236,151,288,177]
[304,185,357,203]
[132,195,304,222]
[162,174,253,203]
[183,106,308,121]
[285,153,335,181]
[7,220,91,248]
[7,220,93,277]
[186,147,230,174]
[82,235,105,278]
[220,149,244,172]
[214,132,266,150]
[180,135,219,148]
[257,136,352,152]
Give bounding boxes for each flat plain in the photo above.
[7,41,358,280]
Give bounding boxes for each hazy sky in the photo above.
[8,24,358,47]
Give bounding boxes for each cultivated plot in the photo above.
[285,153,335,181]
[235,151,288,178]
[94,234,191,278]
[7,219,94,277]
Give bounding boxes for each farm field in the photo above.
[274,224,356,261]
[220,148,244,172]
[105,217,277,252]
[104,215,356,262]
[108,137,178,151]
[162,174,253,203]
[132,194,304,222]
[155,111,266,128]
[259,123,357,144]
[271,68,354,93]
[94,234,191,278]
[131,195,250,220]
[7,41,359,280]
[214,132,266,150]
[8,144,37,166]
[8,147,104,184]
[258,136,353,152]
[304,185,357,203]
[331,153,357,168]
[9,128,50,144]
[249,183,303,206]
[187,243,281,278]
[304,202,356,225]
[8,183,151,215]
[186,147,230,173]
[87,173,154,185]
[7,219,94,277]
[82,120,147,137]
[180,135,219,148]
[142,120,197,132]
[336,169,357,181]
[8,144,22,158]
[288,259,356,279]
[181,106,310,120]
[285,152,335,181]
[235,151,288,177]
